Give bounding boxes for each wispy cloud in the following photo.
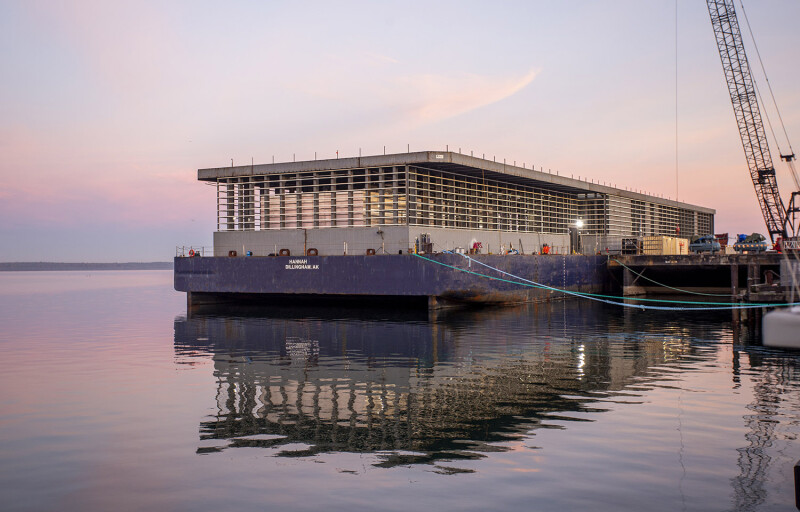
[399,68,539,123]
[363,52,400,65]
[290,64,539,126]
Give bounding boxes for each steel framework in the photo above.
[212,165,713,238]
[706,0,787,241]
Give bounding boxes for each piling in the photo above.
[795,459,800,510]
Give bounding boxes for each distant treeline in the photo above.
[0,262,173,271]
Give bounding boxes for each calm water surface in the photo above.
[1,270,799,511]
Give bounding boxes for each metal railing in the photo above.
[781,239,800,251]
[202,242,403,257]
[175,246,212,258]
[175,241,578,258]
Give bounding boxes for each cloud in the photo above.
[290,64,539,129]
[399,68,539,123]
[363,52,400,65]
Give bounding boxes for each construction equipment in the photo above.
[706,0,799,243]
[733,233,768,253]
[689,235,721,254]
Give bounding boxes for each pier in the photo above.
[609,253,800,322]
[610,253,791,299]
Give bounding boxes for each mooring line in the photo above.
[412,252,800,311]
[446,252,741,306]
[611,258,733,297]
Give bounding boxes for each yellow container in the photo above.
[642,236,689,255]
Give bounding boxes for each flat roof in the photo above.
[198,151,715,215]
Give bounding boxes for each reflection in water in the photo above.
[731,349,799,512]
[4,271,800,512]
[173,301,800,507]
[176,303,701,465]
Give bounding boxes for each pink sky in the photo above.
[1,1,798,261]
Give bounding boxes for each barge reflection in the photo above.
[174,302,725,468]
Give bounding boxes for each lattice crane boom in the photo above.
[706,0,788,242]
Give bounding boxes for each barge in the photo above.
[175,151,716,307]
[176,252,610,307]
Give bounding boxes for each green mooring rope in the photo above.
[610,258,733,297]
[412,252,800,311]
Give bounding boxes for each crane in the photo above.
[706,0,799,245]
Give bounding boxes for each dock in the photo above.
[609,253,800,322]
[610,253,791,298]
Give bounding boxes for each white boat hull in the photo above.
[762,307,800,349]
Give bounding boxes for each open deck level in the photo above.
[610,253,798,304]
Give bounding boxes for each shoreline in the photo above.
[0,262,173,271]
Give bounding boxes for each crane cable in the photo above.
[675,0,679,202]
[738,0,800,189]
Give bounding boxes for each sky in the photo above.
[1,0,799,262]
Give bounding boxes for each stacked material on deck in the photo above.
[642,236,689,255]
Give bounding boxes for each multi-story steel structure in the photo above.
[199,151,714,256]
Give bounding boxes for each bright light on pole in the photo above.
[576,219,584,229]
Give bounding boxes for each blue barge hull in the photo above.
[174,254,612,306]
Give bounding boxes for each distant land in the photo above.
[0,262,173,271]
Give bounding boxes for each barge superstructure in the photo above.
[175,151,716,306]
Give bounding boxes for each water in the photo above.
[1,270,799,511]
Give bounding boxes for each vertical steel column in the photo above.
[295,176,303,228]
[241,179,254,230]
[392,166,400,225]
[313,174,320,228]
[331,182,337,227]
[379,166,386,225]
[259,181,269,230]
[279,175,286,229]
[347,170,354,227]
[226,180,235,231]
[405,165,413,226]
[364,168,372,226]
